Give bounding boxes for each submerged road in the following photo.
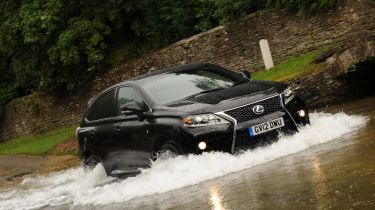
[1,96,374,210]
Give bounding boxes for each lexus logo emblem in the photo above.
[252,105,264,115]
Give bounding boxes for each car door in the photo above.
[106,86,152,176]
[83,89,117,162]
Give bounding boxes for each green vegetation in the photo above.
[0,0,338,115]
[252,48,328,81]
[0,126,76,155]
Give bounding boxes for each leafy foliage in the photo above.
[0,55,17,117]
[142,0,214,48]
[0,0,143,93]
[0,0,337,114]
[142,0,267,48]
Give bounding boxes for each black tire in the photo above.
[153,143,180,160]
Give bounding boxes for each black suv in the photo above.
[77,63,309,177]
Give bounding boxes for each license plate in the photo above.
[248,117,285,136]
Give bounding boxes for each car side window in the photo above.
[87,89,116,121]
[117,86,145,114]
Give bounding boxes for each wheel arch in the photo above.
[152,136,183,155]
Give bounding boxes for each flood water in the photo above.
[0,97,374,210]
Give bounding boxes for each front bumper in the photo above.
[183,94,309,154]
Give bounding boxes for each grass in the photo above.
[252,48,328,81]
[0,126,77,155]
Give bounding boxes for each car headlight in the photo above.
[282,87,295,104]
[182,114,230,127]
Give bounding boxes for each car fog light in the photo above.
[297,110,306,117]
[198,141,207,150]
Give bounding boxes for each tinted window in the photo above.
[117,87,145,114]
[87,89,116,121]
[139,69,244,105]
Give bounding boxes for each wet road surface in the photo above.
[0,96,374,210]
[0,155,79,190]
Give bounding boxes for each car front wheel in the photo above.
[153,143,180,160]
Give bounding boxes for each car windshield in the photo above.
[139,69,246,105]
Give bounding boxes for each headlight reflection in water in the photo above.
[209,184,226,210]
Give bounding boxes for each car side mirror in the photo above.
[121,101,145,121]
[239,70,251,80]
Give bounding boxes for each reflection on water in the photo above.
[311,156,328,209]
[209,184,226,210]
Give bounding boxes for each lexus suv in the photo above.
[77,63,309,177]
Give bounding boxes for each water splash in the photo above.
[0,112,368,210]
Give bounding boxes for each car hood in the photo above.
[158,80,287,115]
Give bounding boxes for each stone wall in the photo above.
[0,94,84,138]
[1,0,374,141]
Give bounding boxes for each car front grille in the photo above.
[224,95,282,123]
